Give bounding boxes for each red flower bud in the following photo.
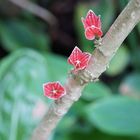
[68,47,91,72]
[81,10,103,40]
[43,82,66,100]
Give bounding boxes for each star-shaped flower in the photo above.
[68,47,91,72]
[81,10,103,40]
[43,82,66,100]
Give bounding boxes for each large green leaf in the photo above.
[0,49,49,95]
[138,23,140,34]
[86,96,140,136]
[82,82,111,101]
[106,46,129,76]
[120,73,140,97]
[130,51,140,70]
[0,49,70,140]
[53,125,139,140]
[0,20,49,51]
[45,54,68,83]
[118,0,129,10]
[0,49,50,140]
[64,129,139,140]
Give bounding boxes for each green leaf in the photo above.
[131,51,140,70]
[0,49,49,140]
[82,82,111,101]
[118,0,129,10]
[86,96,140,136]
[53,129,139,140]
[106,46,129,76]
[138,23,140,34]
[55,114,77,135]
[120,73,140,97]
[0,20,49,51]
[0,48,49,95]
[0,49,70,140]
[45,54,68,83]
[65,129,138,140]
[91,129,139,140]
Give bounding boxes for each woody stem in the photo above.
[30,0,140,140]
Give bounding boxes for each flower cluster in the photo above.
[43,10,103,100]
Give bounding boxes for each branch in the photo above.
[9,0,58,26]
[31,0,140,140]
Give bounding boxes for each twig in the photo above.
[9,0,58,26]
[31,0,140,140]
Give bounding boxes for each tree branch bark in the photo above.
[31,0,140,140]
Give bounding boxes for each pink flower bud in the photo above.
[68,46,91,71]
[43,82,66,100]
[81,10,103,40]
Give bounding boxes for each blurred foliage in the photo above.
[120,73,140,98]
[0,49,49,140]
[106,45,130,76]
[86,96,140,136]
[82,82,111,101]
[0,20,50,52]
[0,49,68,140]
[44,53,68,83]
[0,0,140,140]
